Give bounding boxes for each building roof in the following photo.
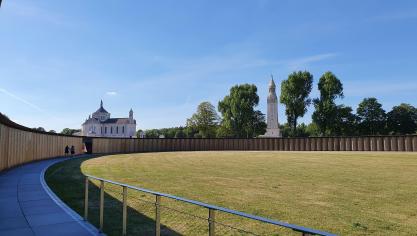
[95,106,109,113]
[95,100,109,114]
[102,118,136,124]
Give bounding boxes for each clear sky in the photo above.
[1,0,417,132]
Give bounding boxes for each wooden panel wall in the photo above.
[2,114,416,172]
[90,135,417,154]
[0,123,83,172]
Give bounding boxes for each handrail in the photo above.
[85,174,336,236]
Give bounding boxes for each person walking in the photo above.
[70,145,75,156]
[64,145,69,156]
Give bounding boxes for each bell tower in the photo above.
[264,75,281,137]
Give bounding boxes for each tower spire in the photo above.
[100,100,103,108]
[269,74,276,88]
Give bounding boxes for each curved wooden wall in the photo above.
[91,135,417,154]
[0,115,83,171]
[1,112,416,172]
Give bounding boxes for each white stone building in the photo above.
[81,100,136,138]
[263,77,282,137]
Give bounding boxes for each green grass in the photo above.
[46,151,417,235]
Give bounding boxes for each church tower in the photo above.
[264,75,281,137]
[129,108,134,121]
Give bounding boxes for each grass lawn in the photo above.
[46,151,417,235]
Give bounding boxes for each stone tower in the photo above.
[264,76,281,137]
[129,108,134,121]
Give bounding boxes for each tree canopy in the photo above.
[186,102,219,138]
[312,72,344,136]
[387,103,417,134]
[357,98,386,135]
[280,71,313,134]
[60,128,81,135]
[218,84,266,138]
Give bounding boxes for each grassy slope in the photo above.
[47,152,417,235]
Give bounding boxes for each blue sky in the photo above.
[1,0,417,132]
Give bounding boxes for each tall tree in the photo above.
[333,105,358,136]
[218,84,266,138]
[312,71,344,135]
[186,102,220,138]
[387,103,417,134]
[280,71,313,133]
[357,98,386,135]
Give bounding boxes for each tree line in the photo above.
[142,71,417,138]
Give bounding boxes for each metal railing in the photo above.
[84,174,336,236]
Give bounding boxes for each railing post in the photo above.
[155,195,161,236]
[209,208,215,236]
[122,186,127,236]
[84,176,89,220]
[99,180,104,232]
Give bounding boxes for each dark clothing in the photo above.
[70,146,75,155]
[64,146,69,155]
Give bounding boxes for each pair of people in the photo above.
[64,145,75,156]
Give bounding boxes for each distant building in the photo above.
[81,100,136,138]
[263,76,281,137]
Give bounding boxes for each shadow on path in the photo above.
[45,155,182,236]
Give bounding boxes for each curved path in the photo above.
[0,156,101,236]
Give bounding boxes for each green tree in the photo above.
[357,98,386,135]
[279,123,291,138]
[218,84,266,138]
[333,105,358,136]
[387,103,417,134]
[186,102,219,138]
[135,130,142,138]
[184,126,198,138]
[175,129,185,138]
[49,130,56,133]
[33,127,46,132]
[145,129,159,138]
[312,71,344,135]
[280,71,313,133]
[306,122,320,136]
[60,128,81,135]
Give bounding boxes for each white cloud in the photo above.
[0,88,43,112]
[286,53,338,70]
[106,91,117,96]
[134,52,337,89]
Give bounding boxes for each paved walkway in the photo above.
[0,156,100,236]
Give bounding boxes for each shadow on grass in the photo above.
[45,155,181,236]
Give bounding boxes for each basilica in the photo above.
[81,100,136,138]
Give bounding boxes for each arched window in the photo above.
[111,127,113,134]
[116,126,119,134]
[122,126,125,133]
